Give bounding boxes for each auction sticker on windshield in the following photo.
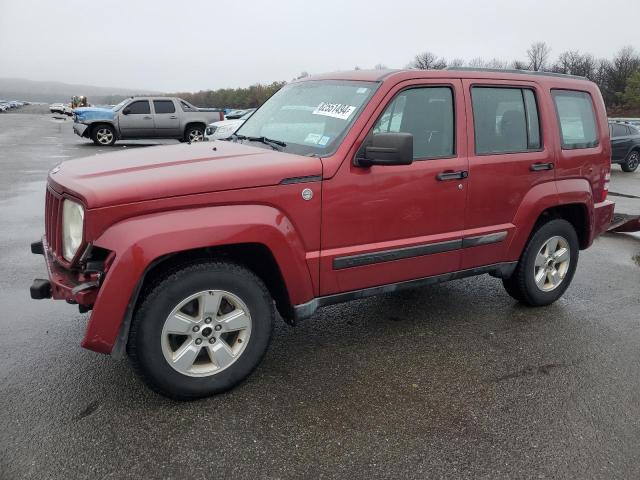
[313,102,357,120]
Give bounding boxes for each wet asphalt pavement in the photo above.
[0,109,639,480]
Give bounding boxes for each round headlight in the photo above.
[62,199,84,261]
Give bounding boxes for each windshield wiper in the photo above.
[233,134,287,150]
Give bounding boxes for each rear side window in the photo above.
[471,87,541,154]
[180,100,196,112]
[153,100,176,114]
[126,100,151,114]
[552,90,598,149]
[373,86,454,159]
[611,124,628,137]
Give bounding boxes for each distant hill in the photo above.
[0,78,161,104]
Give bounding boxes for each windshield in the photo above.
[112,99,129,112]
[235,80,378,156]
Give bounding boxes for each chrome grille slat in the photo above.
[45,187,63,258]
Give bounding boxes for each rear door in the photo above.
[152,99,181,137]
[118,100,154,138]
[460,79,554,269]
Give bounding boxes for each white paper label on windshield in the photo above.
[312,102,357,120]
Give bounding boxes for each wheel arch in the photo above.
[110,242,293,359]
[507,179,595,259]
[184,121,207,134]
[531,203,590,249]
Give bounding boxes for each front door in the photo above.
[319,79,469,295]
[118,100,155,138]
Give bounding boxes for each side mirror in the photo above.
[356,132,413,167]
[122,108,130,115]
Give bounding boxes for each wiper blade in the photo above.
[233,134,286,150]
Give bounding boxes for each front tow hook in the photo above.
[30,279,52,299]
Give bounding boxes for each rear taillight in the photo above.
[601,171,610,201]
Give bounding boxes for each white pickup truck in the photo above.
[72,97,224,146]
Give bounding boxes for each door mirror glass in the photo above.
[356,133,413,167]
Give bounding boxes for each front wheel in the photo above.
[91,124,117,146]
[621,150,639,173]
[502,219,579,306]
[127,262,274,400]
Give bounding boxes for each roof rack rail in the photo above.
[443,67,588,80]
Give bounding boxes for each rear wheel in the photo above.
[621,150,639,173]
[91,124,116,146]
[184,125,205,143]
[502,219,579,306]
[127,262,274,400]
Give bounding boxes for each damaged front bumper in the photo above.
[72,123,89,137]
[29,238,100,311]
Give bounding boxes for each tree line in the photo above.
[165,42,640,115]
[407,42,640,115]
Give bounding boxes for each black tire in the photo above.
[621,150,639,173]
[91,124,117,146]
[502,219,579,306]
[127,261,274,400]
[184,124,205,143]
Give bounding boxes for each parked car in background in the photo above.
[205,108,255,140]
[609,121,640,172]
[50,103,66,114]
[225,108,254,119]
[31,69,614,399]
[72,97,224,146]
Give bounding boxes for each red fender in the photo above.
[81,205,314,354]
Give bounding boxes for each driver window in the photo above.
[126,101,151,114]
[373,87,454,159]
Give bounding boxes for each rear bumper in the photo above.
[30,238,99,306]
[591,199,615,242]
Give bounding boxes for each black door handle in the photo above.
[437,170,468,181]
[530,162,554,171]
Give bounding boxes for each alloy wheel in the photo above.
[96,128,114,145]
[161,290,252,377]
[533,235,571,292]
[188,129,204,142]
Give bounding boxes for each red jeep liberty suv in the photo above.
[31,69,614,399]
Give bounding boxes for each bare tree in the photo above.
[511,59,529,70]
[409,51,447,70]
[551,51,597,78]
[606,46,640,105]
[466,57,508,69]
[527,41,551,71]
[448,58,465,68]
[373,63,388,70]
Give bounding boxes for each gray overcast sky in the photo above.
[1,0,638,92]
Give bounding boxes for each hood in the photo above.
[48,141,322,208]
[74,106,115,122]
